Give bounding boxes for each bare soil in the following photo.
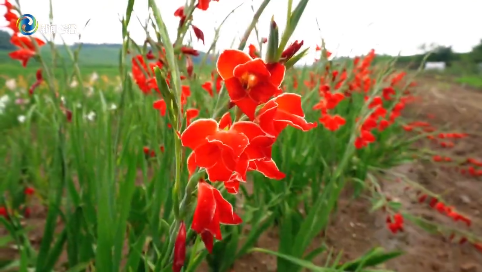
[1,77,482,272]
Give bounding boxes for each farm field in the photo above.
[1,0,482,271]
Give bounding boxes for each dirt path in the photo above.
[235,78,482,272]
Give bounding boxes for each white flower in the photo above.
[70,80,78,88]
[61,96,66,104]
[18,115,26,123]
[110,103,117,110]
[86,111,96,121]
[90,72,99,82]
[5,79,16,91]
[0,95,9,104]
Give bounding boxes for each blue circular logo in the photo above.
[17,14,38,36]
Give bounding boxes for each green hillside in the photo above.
[0,44,210,78]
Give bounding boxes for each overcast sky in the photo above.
[2,0,482,61]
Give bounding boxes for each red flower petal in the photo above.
[186,108,199,127]
[232,96,258,121]
[206,131,249,158]
[173,222,186,272]
[225,77,247,101]
[212,188,242,225]
[194,143,222,169]
[187,152,197,176]
[181,119,218,150]
[251,159,285,179]
[233,58,271,80]
[248,81,279,104]
[217,50,251,80]
[219,112,232,129]
[153,99,166,116]
[267,63,286,87]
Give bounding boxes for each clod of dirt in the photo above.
[460,263,478,272]
[460,195,471,204]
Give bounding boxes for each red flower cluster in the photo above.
[2,1,45,95]
[2,0,17,34]
[177,49,316,259]
[418,196,472,227]
[132,55,163,94]
[307,48,416,147]
[386,213,404,234]
[201,72,223,97]
[217,50,286,120]
[432,155,452,162]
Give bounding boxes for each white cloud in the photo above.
[2,0,481,62]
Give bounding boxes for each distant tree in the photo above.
[424,45,455,65]
[470,39,482,63]
[0,30,15,50]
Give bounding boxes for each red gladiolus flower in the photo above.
[1,0,14,10]
[146,50,155,60]
[418,194,427,203]
[256,93,317,138]
[382,87,395,100]
[174,6,186,25]
[219,112,232,130]
[9,48,36,67]
[313,92,344,113]
[24,187,35,195]
[191,25,205,44]
[248,44,259,59]
[186,56,194,77]
[174,6,185,17]
[230,122,284,188]
[217,49,285,120]
[29,69,43,95]
[361,117,377,131]
[378,119,390,131]
[181,47,199,56]
[319,114,346,131]
[24,207,31,218]
[173,222,186,272]
[191,181,242,253]
[202,81,214,97]
[186,108,199,127]
[10,35,45,51]
[281,40,303,61]
[354,130,376,149]
[143,147,155,157]
[181,119,249,183]
[132,55,162,94]
[473,243,482,253]
[0,207,8,219]
[386,213,404,234]
[153,99,166,116]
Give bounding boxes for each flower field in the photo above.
[1,0,481,271]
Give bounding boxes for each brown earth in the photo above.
[1,77,482,272]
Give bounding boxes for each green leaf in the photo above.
[285,48,309,69]
[250,248,338,272]
[338,247,403,271]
